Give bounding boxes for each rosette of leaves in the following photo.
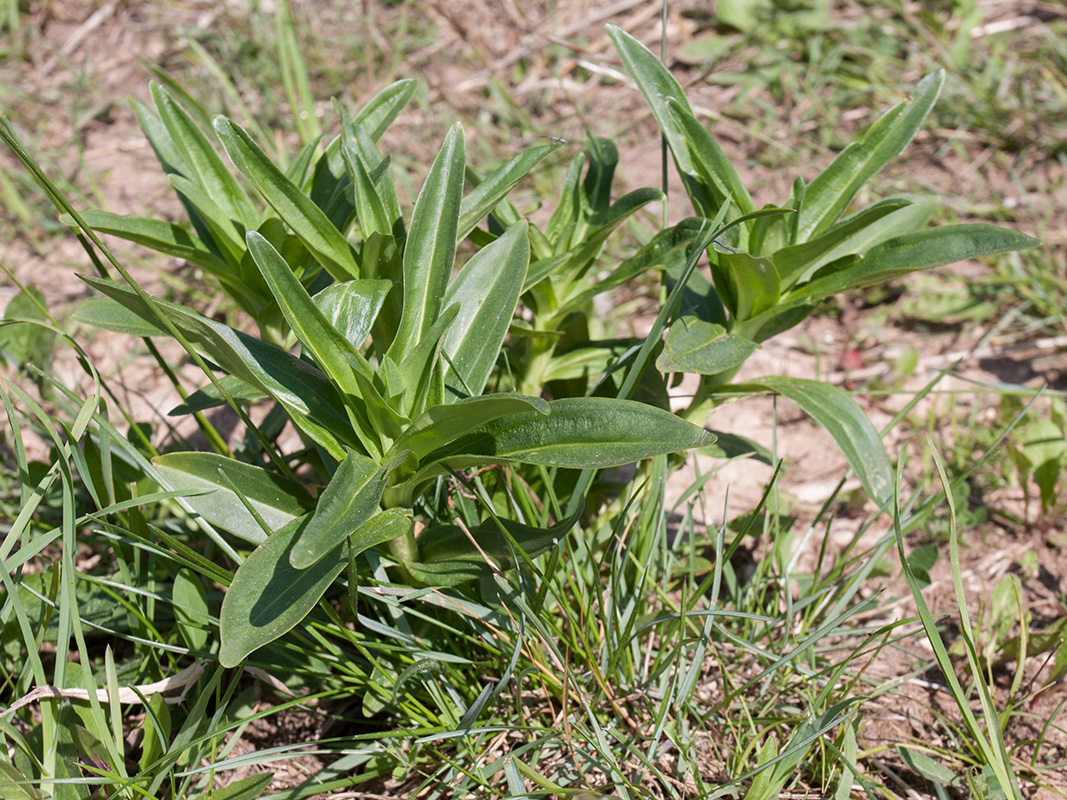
[75,113,715,667]
[608,25,1039,506]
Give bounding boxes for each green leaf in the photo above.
[668,99,756,220]
[442,221,529,397]
[797,71,944,241]
[773,198,911,289]
[388,394,550,463]
[353,78,417,142]
[152,83,259,231]
[0,762,41,800]
[657,315,757,375]
[153,452,314,544]
[83,276,357,458]
[173,569,210,651]
[607,25,718,215]
[214,115,360,281]
[219,514,334,667]
[169,374,268,415]
[201,773,275,800]
[343,139,391,238]
[733,377,892,506]
[389,123,465,363]
[64,210,234,277]
[419,397,715,471]
[795,224,1041,299]
[711,244,780,321]
[410,508,581,584]
[458,145,558,241]
[290,449,388,569]
[312,278,392,348]
[397,304,458,418]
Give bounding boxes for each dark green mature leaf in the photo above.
[733,377,892,506]
[152,83,259,231]
[290,449,388,569]
[795,224,1041,299]
[797,71,944,241]
[442,221,529,397]
[389,123,465,363]
[72,297,166,337]
[387,394,550,463]
[153,453,314,544]
[64,210,233,277]
[214,116,360,281]
[420,397,715,470]
[410,508,581,584]
[169,374,267,415]
[657,315,756,375]
[82,276,357,458]
[458,145,558,241]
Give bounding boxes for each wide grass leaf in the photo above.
[290,449,388,569]
[797,71,944,241]
[153,452,314,544]
[215,116,360,281]
[442,221,529,397]
[389,123,465,363]
[734,377,892,506]
[657,316,756,376]
[220,508,412,666]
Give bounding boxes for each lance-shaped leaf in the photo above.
[290,449,389,569]
[219,508,410,667]
[312,278,393,348]
[82,276,357,458]
[657,315,757,376]
[353,78,417,142]
[710,244,780,321]
[441,221,529,398]
[397,304,458,419]
[152,83,259,231]
[458,145,558,241]
[730,377,892,506]
[169,374,267,415]
[215,116,360,281]
[387,394,550,464]
[389,123,465,363]
[410,508,581,585]
[63,211,233,278]
[72,297,168,337]
[797,71,944,242]
[153,453,314,544]
[793,224,1040,299]
[419,397,716,471]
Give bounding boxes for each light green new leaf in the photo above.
[458,145,558,241]
[290,449,388,569]
[83,276,356,458]
[711,244,780,320]
[657,315,757,375]
[152,83,259,230]
[420,397,715,470]
[795,224,1040,299]
[153,452,314,544]
[219,509,408,666]
[387,394,550,463]
[797,71,944,241]
[389,123,465,363]
[63,210,234,278]
[442,221,529,397]
[312,278,393,348]
[214,115,360,281]
[397,304,458,418]
[734,377,892,506]
[343,140,391,238]
[353,78,417,142]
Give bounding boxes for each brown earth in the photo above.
[1,0,1065,797]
